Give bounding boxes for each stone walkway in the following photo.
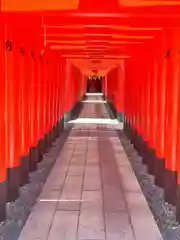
[18,93,163,240]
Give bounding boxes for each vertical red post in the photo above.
[29,42,43,172]
[56,58,63,133]
[154,31,167,187]
[5,16,21,201]
[115,62,125,123]
[64,60,73,122]
[141,51,151,164]
[124,60,131,138]
[145,42,158,175]
[29,48,38,163]
[19,38,30,185]
[0,14,6,221]
[45,50,52,147]
[163,28,180,205]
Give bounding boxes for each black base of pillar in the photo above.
[38,138,46,154]
[125,122,131,139]
[47,131,52,145]
[138,138,146,157]
[110,103,117,118]
[124,120,128,134]
[49,129,53,143]
[58,120,63,133]
[71,106,74,117]
[124,122,130,139]
[154,158,165,188]
[54,124,59,139]
[20,155,30,186]
[44,133,51,150]
[129,126,133,141]
[141,141,149,164]
[60,118,64,130]
[0,180,6,222]
[176,185,180,222]
[52,125,58,140]
[58,120,63,134]
[50,127,56,142]
[164,168,177,205]
[75,102,83,118]
[117,112,124,123]
[130,129,136,145]
[147,148,156,175]
[37,147,42,163]
[7,166,20,202]
[64,112,71,131]
[106,101,117,119]
[64,112,71,123]
[29,147,38,172]
[133,134,143,153]
[50,127,54,143]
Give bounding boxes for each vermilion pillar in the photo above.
[64,60,73,121]
[141,52,151,164]
[60,58,65,125]
[50,53,57,142]
[5,21,21,201]
[176,44,180,221]
[132,60,140,148]
[51,53,59,141]
[146,44,158,175]
[57,58,63,125]
[163,28,180,205]
[116,62,125,123]
[154,31,167,187]
[19,42,30,186]
[37,51,44,144]
[29,49,37,153]
[44,51,52,147]
[37,49,49,153]
[103,76,107,97]
[131,60,138,145]
[125,58,137,141]
[0,15,6,221]
[29,50,40,171]
[124,61,131,138]
[42,52,49,146]
[106,67,119,117]
[135,62,145,154]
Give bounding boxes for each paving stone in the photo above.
[19,203,56,240]
[103,185,126,212]
[78,191,105,240]
[105,211,134,240]
[118,165,142,193]
[123,192,163,240]
[68,166,85,176]
[83,175,101,191]
[48,211,79,240]
[85,166,100,176]
[58,176,83,211]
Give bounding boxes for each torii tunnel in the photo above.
[2,0,180,238]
